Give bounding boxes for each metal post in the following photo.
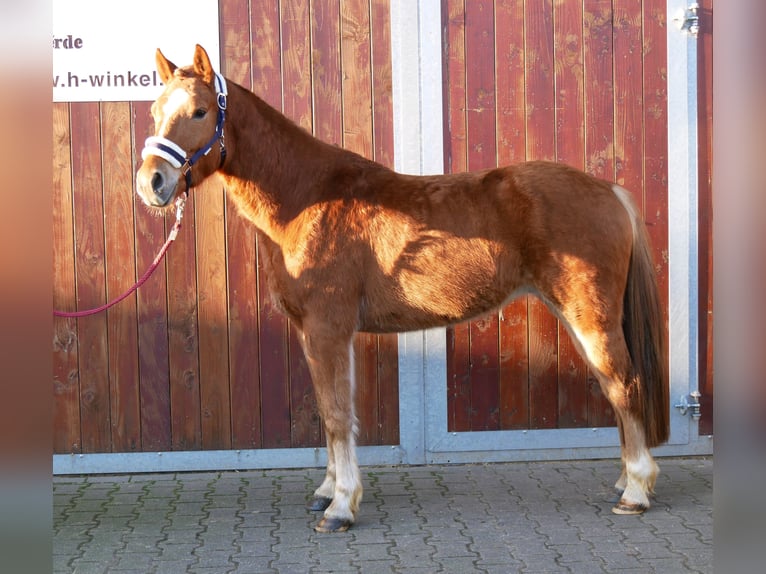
[667,0,700,444]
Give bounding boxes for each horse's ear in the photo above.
[155,48,177,84]
[192,44,215,85]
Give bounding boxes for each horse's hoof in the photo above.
[315,517,352,533]
[611,501,647,515]
[307,496,333,512]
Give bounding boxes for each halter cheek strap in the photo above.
[141,72,228,192]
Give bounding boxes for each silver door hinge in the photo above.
[674,2,700,38]
[675,390,702,420]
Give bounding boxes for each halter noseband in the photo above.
[141,72,228,192]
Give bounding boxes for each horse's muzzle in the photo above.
[136,158,180,207]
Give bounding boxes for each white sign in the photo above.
[53,0,220,102]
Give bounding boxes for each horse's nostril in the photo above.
[151,172,164,193]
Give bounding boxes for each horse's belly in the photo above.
[360,239,520,332]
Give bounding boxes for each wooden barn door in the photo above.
[440,0,671,445]
[425,0,713,461]
[53,0,399,460]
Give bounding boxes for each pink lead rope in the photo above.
[53,194,187,318]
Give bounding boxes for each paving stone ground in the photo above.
[53,456,712,573]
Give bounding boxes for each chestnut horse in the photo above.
[136,45,669,533]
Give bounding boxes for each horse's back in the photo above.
[354,160,634,332]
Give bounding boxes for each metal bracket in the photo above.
[675,390,702,420]
[673,2,700,38]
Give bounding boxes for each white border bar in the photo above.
[54,446,405,475]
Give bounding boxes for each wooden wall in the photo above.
[442,0,673,432]
[53,0,399,455]
[53,0,714,455]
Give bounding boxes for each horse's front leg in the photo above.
[299,324,361,532]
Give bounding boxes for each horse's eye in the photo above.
[193,108,207,119]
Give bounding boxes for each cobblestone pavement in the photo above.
[53,456,712,573]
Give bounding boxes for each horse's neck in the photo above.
[220,84,327,242]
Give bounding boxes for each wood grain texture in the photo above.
[370,0,399,444]
[253,1,292,449]
[101,102,142,451]
[553,0,589,428]
[52,0,684,453]
[465,0,500,431]
[132,100,172,451]
[442,0,668,432]
[444,0,472,432]
[70,102,111,451]
[696,0,713,436]
[312,0,343,147]
[195,181,232,450]
[496,0,530,431]
[223,0,262,450]
[343,0,375,444]
[165,191,202,451]
[282,0,319,447]
[524,0,559,430]
[53,102,81,453]
[641,0,670,442]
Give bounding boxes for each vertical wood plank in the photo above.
[226,0,261,450]
[165,194,201,451]
[355,336,379,446]
[101,102,141,451]
[588,0,645,428]
[132,100,172,451]
[342,0,382,445]
[377,335,400,444]
[553,0,589,428]
[195,178,232,450]
[53,102,82,454]
[583,0,615,179]
[583,0,618,426]
[465,0,500,431]
[696,0,714,435]
[496,0,530,430]
[341,0,374,158]
[525,0,559,430]
[221,0,253,92]
[444,0,472,432]
[642,0,669,402]
[371,0,399,444]
[312,0,343,146]
[281,0,319,447]
[251,0,291,450]
[223,0,262,450]
[282,0,313,132]
[70,102,111,452]
[301,0,348,447]
[613,0,644,193]
[371,0,395,169]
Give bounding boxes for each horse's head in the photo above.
[136,44,227,208]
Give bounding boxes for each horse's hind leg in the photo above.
[611,407,659,514]
[613,418,628,493]
[591,333,658,513]
[298,323,362,532]
[562,316,658,514]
